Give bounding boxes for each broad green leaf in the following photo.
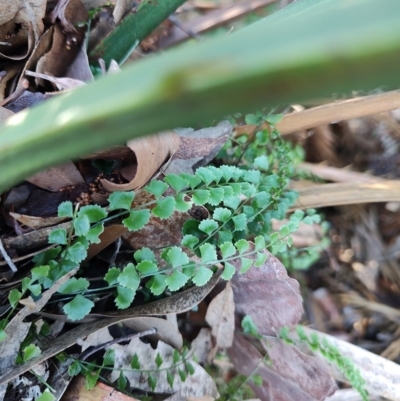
[254,155,269,171]
[2,0,400,194]
[245,114,261,125]
[0,330,7,342]
[173,349,180,364]
[36,389,55,401]
[149,274,168,295]
[180,173,201,189]
[145,180,169,197]
[244,170,261,184]
[8,289,22,308]
[178,369,187,382]
[115,286,135,309]
[63,295,94,321]
[192,265,213,286]
[108,191,135,210]
[255,252,268,267]
[118,372,127,390]
[136,260,158,275]
[181,234,199,249]
[199,243,217,263]
[164,174,189,191]
[65,241,87,263]
[254,235,266,251]
[31,265,49,282]
[118,263,140,290]
[232,213,247,231]
[195,167,215,186]
[167,247,190,268]
[165,270,190,291]
[73,214,90,237]
[68,360,82,376]
[175,193,193,212]
[58,201,73,218]
[28,284,42,296]
[240,257,253,273]
[134,247,156,263]
[105,267,120,285]
[103,349,115,366]
[87,223,104,244]
[122,209,150,231]
[58,277,90,294]
[222,262,236,280]
[198,219,218,236]
[85,369,100,390]
[49,229,67,245]
[131,353,140,369]
[148,374,157,391]
[218,230,233,244]
[213,207,232,222]
[186,362,195,375]
[192,190,210,205]
[221,242,236,259]
[152,196,176,219]
[78,205,107,223]
[264,113,283,125]
[208,187,225,206]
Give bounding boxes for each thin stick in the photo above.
[0,239,17,273]
[235,89,400,137]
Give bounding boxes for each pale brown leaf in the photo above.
[26,161,85,192]
[101,131,181,191]
[191,328,213,365]
[228,335,337,401]
[10,212,69,229]
[205,282,234,349]
[231,244,303,335]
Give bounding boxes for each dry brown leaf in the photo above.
[228,335,337,401]
[205,282,234,350]
[77,327,114,352]
[191,328,213,365]
[62,375,139,401]
[10,212,69,229]
[109,339,219,400]
[101,131,181,191]
[26,161,85,192]
[231,244,303,335]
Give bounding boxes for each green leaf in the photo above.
[240,257,253,273]
[137,260,158,275]
[222,262,236,280]
[235,239,249,254]
[103,349,115,366]
[105,267,120,285]
[28,284,42,296]
[152,196,176,219]
[167,246,190,268]
[254,236,266,251]
[31,265,49,282]
[181,234,199,249]
[185,362,195,375]
[108,191,135,210]
[173,349,180,364]
[254,155,269,171]
[85,369,100,390]
[8,289,22,308]
[192,265,213,286]
[198,219,218,236]
[130,353,140,369]
[245,113,261,125]
[165,270,190,291]
[221,186,234,198]
[36,389,55,401]
[290,209,305,223]
[192,190,210,205]
[219,230,233,244]
[167,371,174,388]
[65,241,87,263]
[0,330,7,342]
[244,170,261,184]
[241,315,259,337]
[58,201,73,218]
[254,191,271,208]
[232,214,247,232]
[118,263,140,290]
[23,344,41,361]
[164,174,189,191]
[208,187,225,206]
[21,277,32,292]
[223,196,241,210]
[149,274,168,295]
[213,207,232,222]
[178,369,187,382]
[155,352,163,368]
[118,371,127,390]
[78,205,107,223]
[180,173,201,189]
[115,286,135,309]
[255,252,268,267]
[148,374,157,391]
[145,180,169,197]
[207,166,223,183]
[264,113,283,125]
[58,277,90,294]
[73,214,90,237]
[134,247,156,263]
[221,242,236,259]
[123,209,150,231]
[199,243,217,263]
[87,223,104,244]
[175,193,193,212]
[49,229,67,245]
[63,295,94,321]
[195,167,215,186]
[68,360,82,376]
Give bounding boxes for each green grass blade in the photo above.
[1,0,400,193]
